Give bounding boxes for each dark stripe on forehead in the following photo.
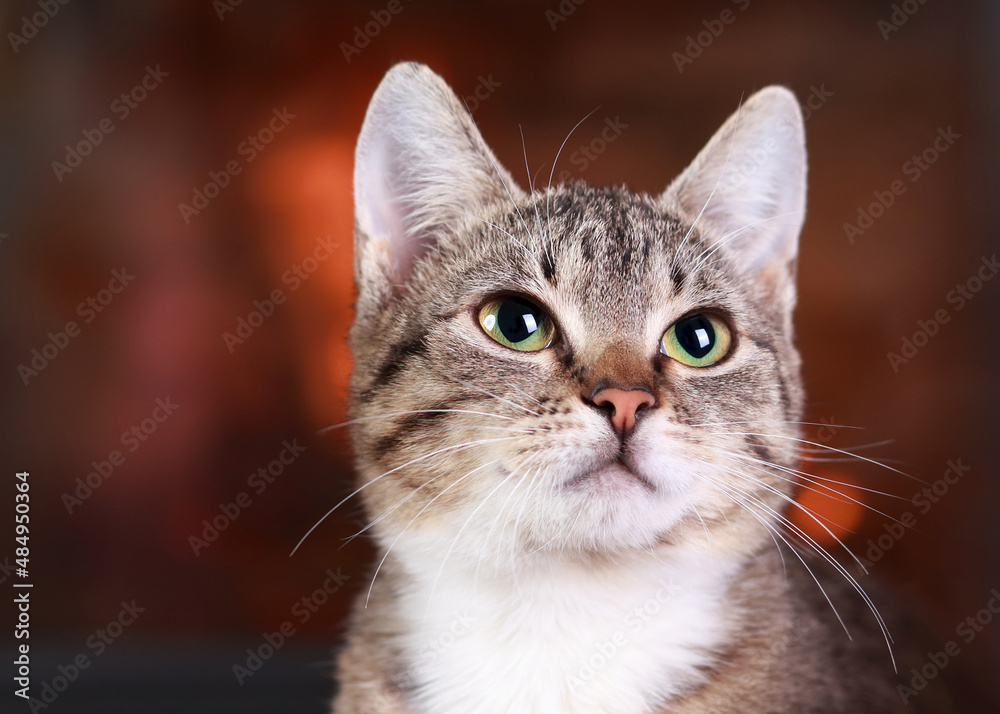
[669,263,686,293]
[547,191,592,261]
[619,244,633,272]
[602,201,633,265]
[579,226,595,262]
[360,333,427,403]
[541,250,557,283]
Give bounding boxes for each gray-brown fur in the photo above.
[329,62,947,713]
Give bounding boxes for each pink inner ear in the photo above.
[353,63,526,287]
[357,137,420,279]
[662,87,805,280]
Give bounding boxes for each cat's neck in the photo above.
[389,543,745,714]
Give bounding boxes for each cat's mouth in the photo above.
[562,457,656,493]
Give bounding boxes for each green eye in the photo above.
[478,296,555,352]
[661,313,732,367]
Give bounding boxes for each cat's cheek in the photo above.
[496,421,619,484]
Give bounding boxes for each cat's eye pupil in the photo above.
[675,315,716,359]
[496,297,543,343]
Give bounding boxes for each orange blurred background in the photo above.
[1,0,998,710]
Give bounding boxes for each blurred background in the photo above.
[1,0,998,711]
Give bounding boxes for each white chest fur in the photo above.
[393,551,738,714]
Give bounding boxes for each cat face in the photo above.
[348,63,806,567]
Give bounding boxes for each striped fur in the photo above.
[330,63,939,714]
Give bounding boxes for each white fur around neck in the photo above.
[392,547,740,714]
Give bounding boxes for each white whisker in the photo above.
[366,460,499,607]
[425,469,519,620]
[701,430,920,483]
[442,374,541,416]
[317,408,513,434]
[676,94,745,254]
[695,460,896,670]
[289,435,520,556]
[545,107,600,255]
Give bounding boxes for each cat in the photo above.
[328,62,951,713]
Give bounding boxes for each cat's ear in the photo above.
[662,87,806,292]
[354,62,523,296]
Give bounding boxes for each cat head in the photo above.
[348,62,806,567]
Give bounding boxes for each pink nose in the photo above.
[590,387,657,437]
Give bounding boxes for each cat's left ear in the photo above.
[353,62,524,302]
[661,87,806,296]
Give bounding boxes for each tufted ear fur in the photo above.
[662,86,806,297]
[354,62,524,301]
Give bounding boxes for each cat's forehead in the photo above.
[467,183,730,327]
[532,185,680,279]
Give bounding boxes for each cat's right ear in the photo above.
[353,62,523,301]
[661,87,806,303]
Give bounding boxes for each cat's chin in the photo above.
[535,455,701,554]
[562,459,656,494]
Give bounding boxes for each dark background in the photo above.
[1,0,998,711]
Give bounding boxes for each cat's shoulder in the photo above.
[661,549,957,714]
